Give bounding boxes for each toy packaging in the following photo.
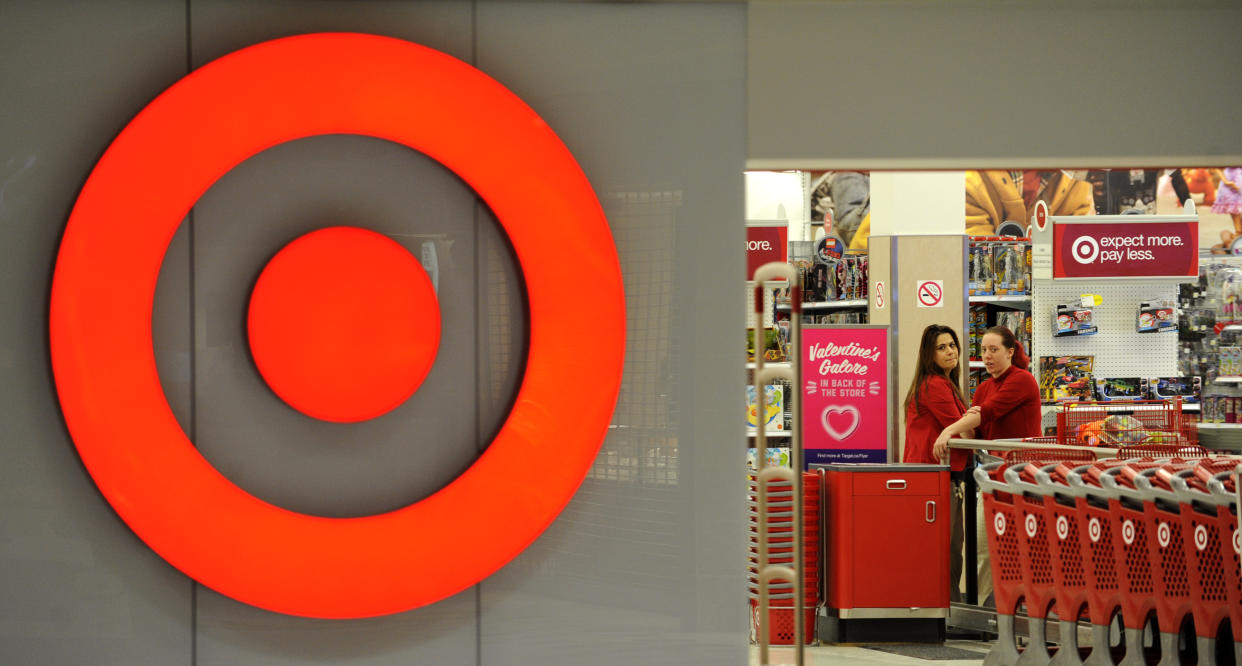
[746,327,787,363]
[968,243,994,296]
[1148,376,1202,403]
[1093,377,1144,402]
[1052,304,1097,337]
[746,384,785,431]
[968,305,988,359]
[1219,346,1242,377]
[747,447,791,470]
[1038,356,1095,402]
[1136,300,1178,333]
[992,242,1028,294]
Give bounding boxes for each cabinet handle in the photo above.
[886,479,907,490]
[925,500,936,523]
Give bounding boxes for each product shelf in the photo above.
[1040,402,1199,414]
[1214,376,1242,384]
[747,362,791,370]
[1193,422,1242,429]
[747,430,794,438]
[775,299,867,312]
[968,294,1031,305]
[969,360,985,369]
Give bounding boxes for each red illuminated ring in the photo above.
[49,33,625,618]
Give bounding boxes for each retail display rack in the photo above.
[967,237,1033,398]
[1027,207,1204,435]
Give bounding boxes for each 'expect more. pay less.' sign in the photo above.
[1053,219,1197,279]
[802,326,889,465]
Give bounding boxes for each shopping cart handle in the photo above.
[1075,470,1123,500]
[1131,473,1178,503]
[1032,466,1087,499]
[1171,475,1230,508]
[752,262,797,285]
[1207,477,1236,504]
[758,565,798,587]
[973,463,1010,494]
[757,466,796,485]
[1002,465,1043,494]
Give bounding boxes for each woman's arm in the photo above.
[932,410,982,461]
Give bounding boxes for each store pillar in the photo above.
[867,235,970,459]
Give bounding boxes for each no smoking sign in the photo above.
[916,280,944,308]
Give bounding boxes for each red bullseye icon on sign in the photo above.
[248,226,442,423]
[49,33,625,618]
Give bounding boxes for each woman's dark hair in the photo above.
[983,325,1029,370]
[903,324,964,413]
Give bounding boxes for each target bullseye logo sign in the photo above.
[49,34,625,619]
[1122,519,1136,546]
[1088,517,1101,543]
[1055,516,1069,541]
[1071,236,1100,265]
[1024,514,1038,538]
[1234,528,1240,555]
[994,513,1006,536]
[1157,522,1171,549]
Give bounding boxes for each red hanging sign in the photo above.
[746,224,788,279]
[1052,220,1198,279]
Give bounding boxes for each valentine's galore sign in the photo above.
[802,326,889,466]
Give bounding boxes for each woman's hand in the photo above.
[966,405,982,417]
[932,431,952,461]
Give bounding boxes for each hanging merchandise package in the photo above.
[1053,304,1097,337]
[1136,300,1178,333]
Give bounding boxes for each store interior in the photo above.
[744,168,1242,665]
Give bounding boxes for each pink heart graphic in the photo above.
[821,405,860,441]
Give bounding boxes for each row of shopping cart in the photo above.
[977,445,1240,666]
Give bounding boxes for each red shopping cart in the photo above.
[1167,459,1242,664]
[1106,460,1200,663]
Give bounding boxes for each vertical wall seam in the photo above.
[471,3,485,661]
[470,5,483,664]
[185,0,198,663]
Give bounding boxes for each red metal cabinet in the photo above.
[820,464,951,616]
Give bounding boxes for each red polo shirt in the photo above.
[904,375,969,470]
[972,364,1042,440]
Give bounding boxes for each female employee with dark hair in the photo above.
[903,324,971,600]
[904,324,969,466]
[932,325,1041,457]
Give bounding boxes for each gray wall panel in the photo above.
[475,4,747,664]
[748,0,1242,168]
[0,2,194,664]
[8,1,745,663]
[186,3,482,664]
[196,587,478,666]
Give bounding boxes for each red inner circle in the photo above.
[247,226,440,423]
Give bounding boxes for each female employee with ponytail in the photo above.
[931,325,1041,604]
[932,325,1041,457]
